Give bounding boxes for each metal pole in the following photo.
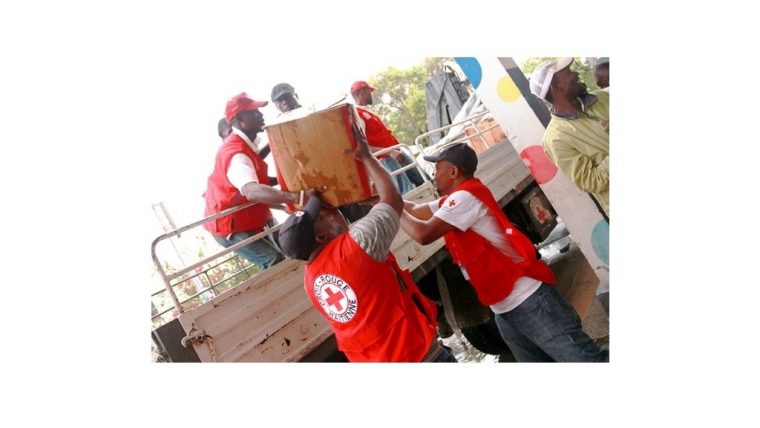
[152,202,210,298]
[151,200,261,314]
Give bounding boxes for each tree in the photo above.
[366,57,454,145]
[520,57,600,93]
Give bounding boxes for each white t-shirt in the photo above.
[429,190,541,314]
[226,127,262,192]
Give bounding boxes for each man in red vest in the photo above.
[277,125,456,362]
[401,143,608,362]
[203,92,311,270]
[350,80,421,193]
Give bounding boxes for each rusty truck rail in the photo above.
[151,201,285,318]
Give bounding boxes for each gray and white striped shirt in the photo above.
[348,203,400,262]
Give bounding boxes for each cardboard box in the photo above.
[265,104,372,208]
[463,117,507,154]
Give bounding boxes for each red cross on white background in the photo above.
[324,286,346,312]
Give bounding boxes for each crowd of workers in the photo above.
[200,57,610,362]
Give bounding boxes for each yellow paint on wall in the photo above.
[496,76,521,103]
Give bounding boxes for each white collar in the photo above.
[231,127,260,154]
[357,103,374,112]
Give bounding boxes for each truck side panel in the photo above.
[176,140,530,362]
[177,260,332,362]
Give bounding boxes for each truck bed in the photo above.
[177,141,530,362]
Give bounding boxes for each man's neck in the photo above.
[447,177,475,194]
[230,127,259,153]
[307,241,331,264]
[549,92,598,119]
[551,96,582,115]
[307,248,321,264]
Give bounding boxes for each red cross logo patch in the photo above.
[448,199,457,207]
[313,274,358,323]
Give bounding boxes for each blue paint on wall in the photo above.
[591,220,609,265]
[454,57,482,89]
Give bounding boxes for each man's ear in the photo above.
[312,211,333,245]
[315,232,329,244]
[451,165,461,180]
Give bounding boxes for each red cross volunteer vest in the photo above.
[440,178,555,305]
[304,233,437,362]
[203,133,272,236]
[357,107,398,158]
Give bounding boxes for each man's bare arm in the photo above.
[400,211,457,245]
[403,200,434,220]
[349,124,403,215]
[241,183,321,208]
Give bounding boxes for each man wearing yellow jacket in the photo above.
[530,57,609,216]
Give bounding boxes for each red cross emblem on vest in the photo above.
[323,286,346,312]
[448,199,456,207]
[313,274,359,323]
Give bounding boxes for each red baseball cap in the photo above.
[350,80,375,94]
[224,92,268,121]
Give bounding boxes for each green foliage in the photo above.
[367,57,454,145]
[520,57,600,93]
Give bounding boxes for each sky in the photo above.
[2,1,759,426]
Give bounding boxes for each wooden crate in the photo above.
[265,104,372,208]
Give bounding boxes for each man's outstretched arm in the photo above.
[403,200,434,220]
[400,211,456,245]
[349,124,403,215]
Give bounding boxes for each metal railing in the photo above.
[150,145,432,323]
[151,201,284,320]
[150,253,252,321]
[414,111,500,158]
[371,144,432,186]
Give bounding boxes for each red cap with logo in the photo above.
[224,92,268,121]
[350,80,375,94]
